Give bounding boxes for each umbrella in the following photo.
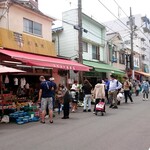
[0,65,25,74]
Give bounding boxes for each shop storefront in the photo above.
[134,70,150,81]
[83,60,125,85]
[0,49,91,122]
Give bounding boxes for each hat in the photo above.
[49,77,55,81]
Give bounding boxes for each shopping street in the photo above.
[0,94,150,150]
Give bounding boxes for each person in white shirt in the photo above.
[108,75,122,109]
[71,81,79,110]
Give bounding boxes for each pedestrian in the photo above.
[82,79,93,112]
[71,80,79,111]
[62,85,71,119]
[134,80,140,96]
[49,77,57,110]
[128,79,133,96]
[104,78,110,104]
[38,76,54,124]
[141,80,149,101]
[70,86,78,112]
[123,76,133,103]
[93,79,105,113]
[108,75,122,109]
[56,84,63,114]
[57,84,71,119]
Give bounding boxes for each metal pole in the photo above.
[78,0,83,83]
[130,7,134,79]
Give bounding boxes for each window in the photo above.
[82,41,88,52]
[119,53,125,64]
[92,45,99,60]
[109,44,112,61]
[23,18,42,36]
[112,51,117,63]
[124,40,131,45]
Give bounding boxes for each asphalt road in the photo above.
[0,94,150,150]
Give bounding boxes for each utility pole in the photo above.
[78,0,83,83]
[129,7,134,79]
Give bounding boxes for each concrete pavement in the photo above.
[0,94,150,150]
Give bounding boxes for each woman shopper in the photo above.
[93,80,105,113]
[82,79,93,112]
[141,80,149,101]
[134,80,140,96]
[57,84,71,119]
[123,76,133,103]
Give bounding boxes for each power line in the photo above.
[58,19,107,42]
[122,33,130,38]
[97,0,130,30]
[112,0,129,18]
[80,8,116,34]
[97,0,150,50]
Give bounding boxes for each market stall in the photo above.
[0,65,25,116]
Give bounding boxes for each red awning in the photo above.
[0,49,91,71]
[135,70,150,77]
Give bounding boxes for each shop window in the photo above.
[82,41,88,52]
[108,44,112,61]
[112,49,117,63]
[119,53,125,64]
[23,18,42,36]
[92,45,99,60]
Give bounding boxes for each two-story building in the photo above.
[53,9,124,85]
[0,0,90,87]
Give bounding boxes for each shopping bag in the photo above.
[1,115,9,123]
[96,102,105,111]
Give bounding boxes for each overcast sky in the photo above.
[38,0,150,23]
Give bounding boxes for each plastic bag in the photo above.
[117,93,124,101]
[1,115,10,123]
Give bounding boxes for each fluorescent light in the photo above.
[3,60,22,64]
[17,65,52,70]
[17,65,31,68]
[32,66,53,69]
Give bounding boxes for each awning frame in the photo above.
[83,60,125,75]
[135,70,150,77]
[0,49,91,71]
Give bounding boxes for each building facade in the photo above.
[53,9,124,85]
[104,14,150,79]
[0,1,90,86]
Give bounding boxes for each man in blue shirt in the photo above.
[104,78,110,104]
[49,77,57,110]
[38,76,54,123]
[108,75,122,109]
